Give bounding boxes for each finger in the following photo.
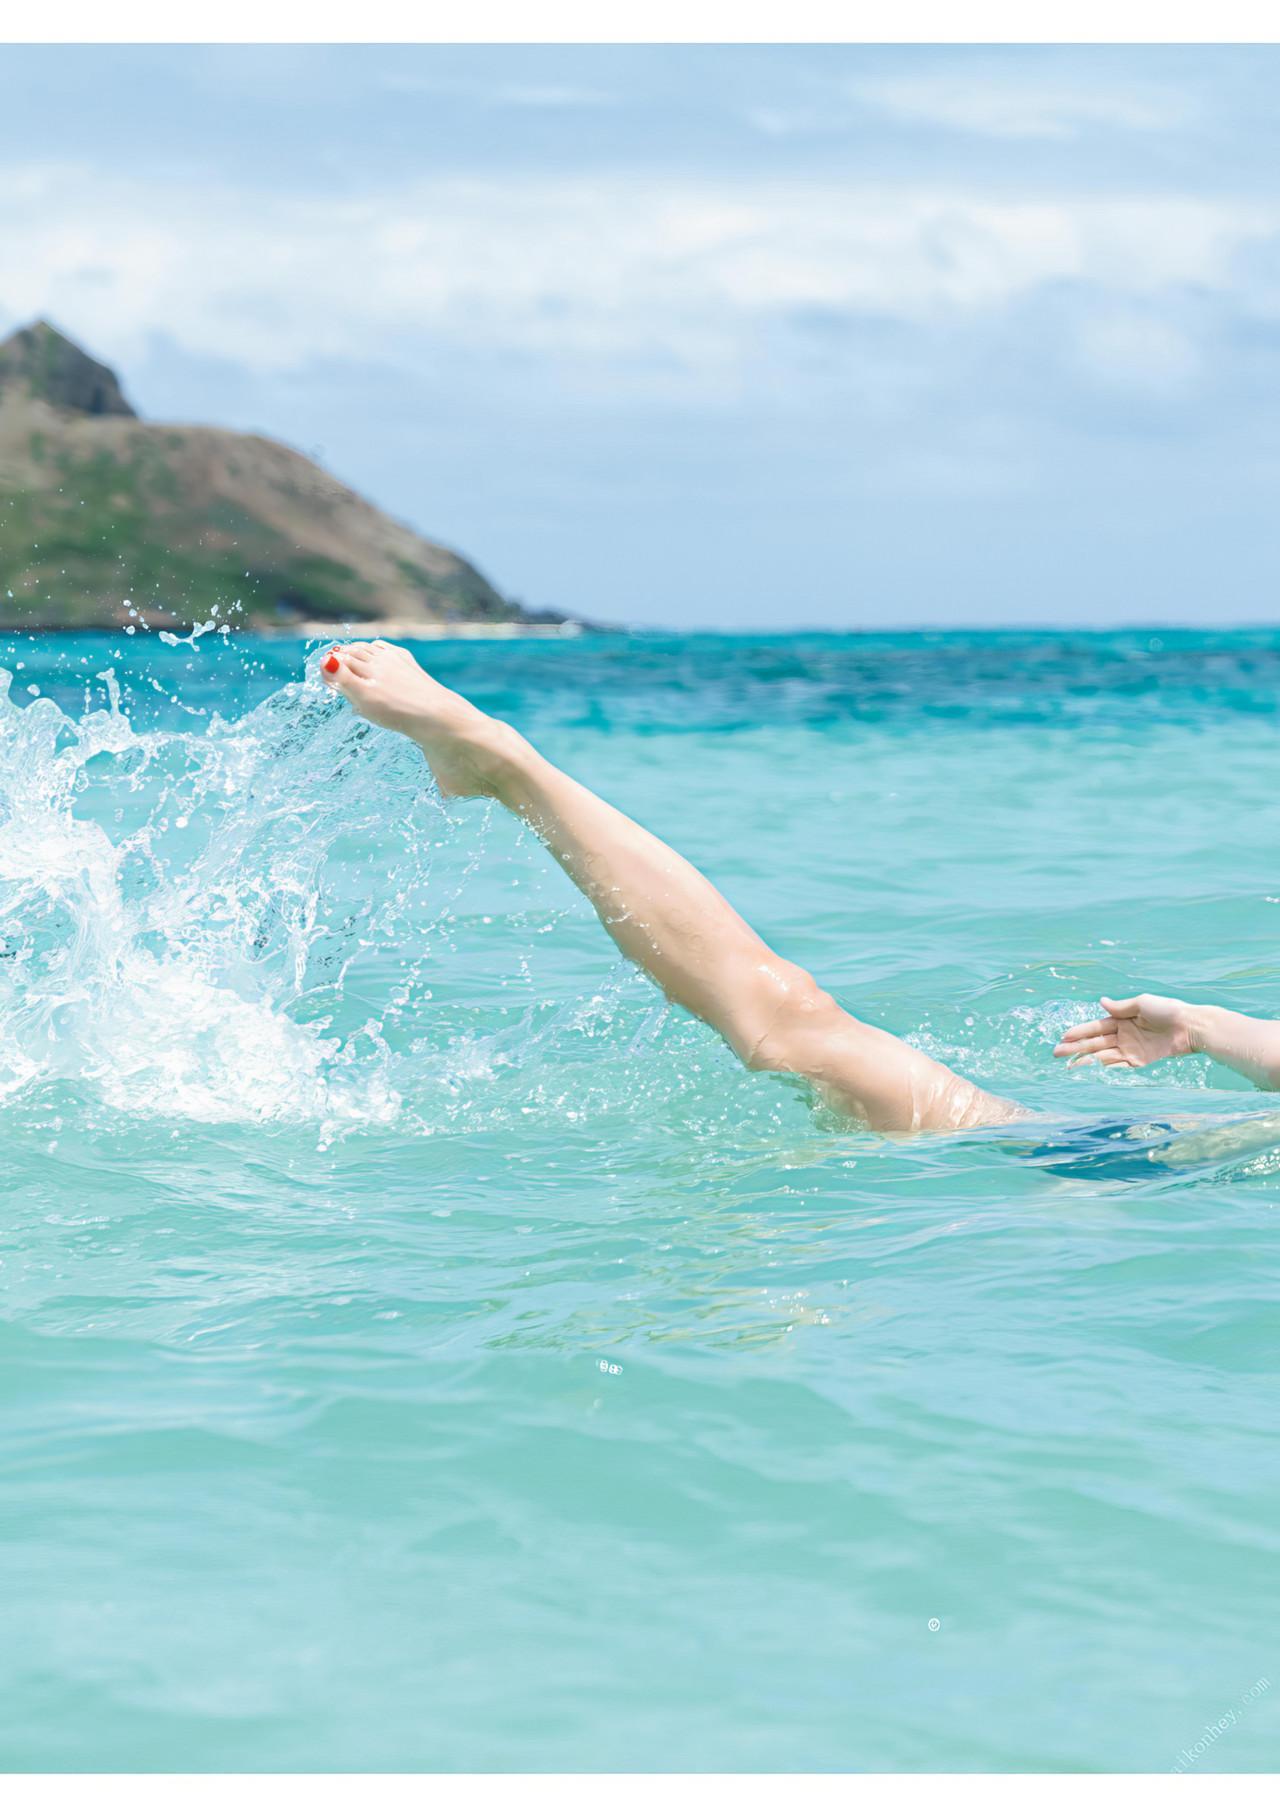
[1053,1024,1111,1053]
[1067,1053,1097,1068]
[1100,1051,1135,1067]
[1100,995,1140,1018]
[1054,1030,1118,1055]
[1055,1033,1118,1058]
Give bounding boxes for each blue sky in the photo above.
[3,44,1280,628]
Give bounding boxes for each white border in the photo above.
[5,3,1280,45]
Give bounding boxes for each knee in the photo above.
[742,967,842,1073]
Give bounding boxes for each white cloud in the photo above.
[852,72,1196,141]
[0,163,1269,392]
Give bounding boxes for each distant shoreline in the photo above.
[2,618,591,641]
[280,619,587,641]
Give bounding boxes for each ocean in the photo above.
[0,626,1276,1771]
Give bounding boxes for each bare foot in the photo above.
[319,640,517,798]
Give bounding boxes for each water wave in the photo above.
[0,659,417,1132]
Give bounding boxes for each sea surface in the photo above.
[1,626,1277,1772]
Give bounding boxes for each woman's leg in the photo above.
[322,642,1020,1134]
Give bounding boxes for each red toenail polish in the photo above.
[324,655,340,673]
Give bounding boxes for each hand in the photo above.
[1053,993,1198,1070]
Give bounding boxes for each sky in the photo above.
[3,44,1280,628]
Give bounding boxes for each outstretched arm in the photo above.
[1055,992,1280,1090]
[321,641,1019,1134]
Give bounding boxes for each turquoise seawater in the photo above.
[1,627,1277,1772]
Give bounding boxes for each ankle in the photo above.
[479,720,539,803]
[411,713,530,801]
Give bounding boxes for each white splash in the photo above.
[0,662,418,1132]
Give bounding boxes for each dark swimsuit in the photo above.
[1020,1116,1182,1181]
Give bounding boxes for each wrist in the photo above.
[1184,1002,1231,1057]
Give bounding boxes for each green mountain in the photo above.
[0,321,552,633]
